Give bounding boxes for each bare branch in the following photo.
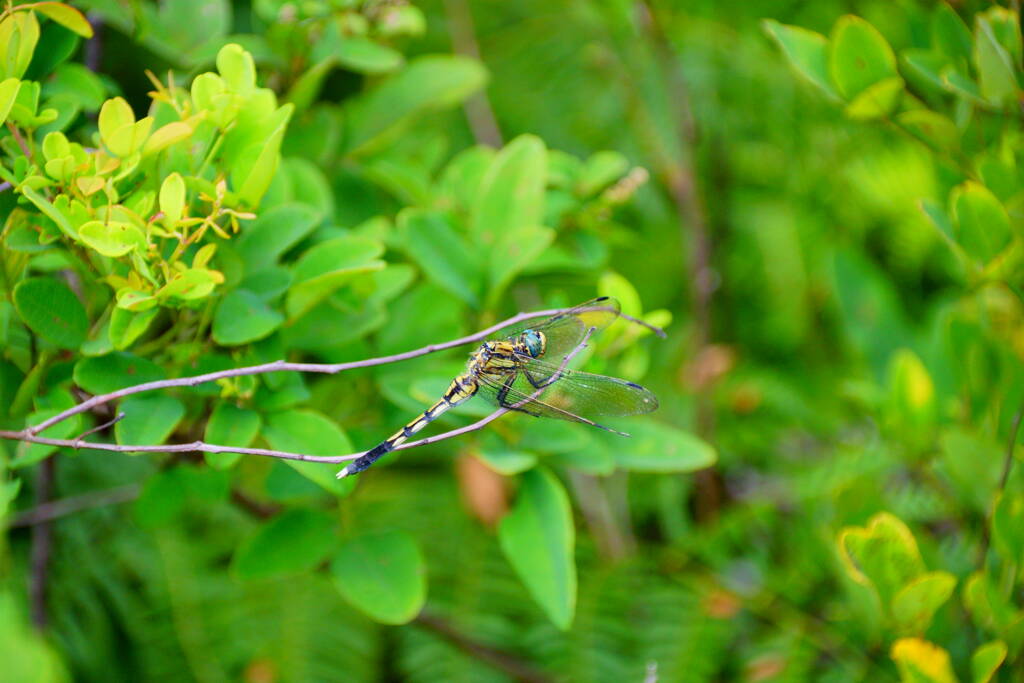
[27,305,662,436]
[0,304,659,471]
[0,430,363,464]
[29,457,55,630]
[9,483,140,528]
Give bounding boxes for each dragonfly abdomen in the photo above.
[337,375,478,478]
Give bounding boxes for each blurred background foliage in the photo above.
[3,0,1024,680]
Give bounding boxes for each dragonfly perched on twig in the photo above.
[337,297,659,478]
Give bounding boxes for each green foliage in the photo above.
[5,0,1024,680]
[331,530,426,625]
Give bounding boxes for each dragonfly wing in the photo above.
[514,358,659,416]
[476,372,628,435]
[493,298,621,358]
[477,363,658,422]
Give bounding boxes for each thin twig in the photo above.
[636,1,722,522]
[9,483,140,528]
[0,307,658,468]
[27,305,662,436]
[414,611,551,683]
[444,0,503,147]
[0,430,362,463]
[71,411,125,448]
[980,398,1024,559]
[29,457,55,630]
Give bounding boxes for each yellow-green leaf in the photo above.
[142,121,193,156]
[78,220,145,257]
[845,76,904,119]
[0,77,20,124]
[890,638,957,683]
[159,172,186,225]
[838,512,924,606]
[32,2,93,38]
[0,12,39,80]
[972,641,1007,683]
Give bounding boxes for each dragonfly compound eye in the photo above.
[522,330,545,358]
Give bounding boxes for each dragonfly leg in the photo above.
[496,374,543,417]
[523,368,562,390]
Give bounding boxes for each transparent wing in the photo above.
[476,363,658,424]
[492,297,621,362]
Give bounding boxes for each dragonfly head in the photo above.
[520,329,546,358]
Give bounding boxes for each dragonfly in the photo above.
[337,297,659,478]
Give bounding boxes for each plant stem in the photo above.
[29,456,55,630]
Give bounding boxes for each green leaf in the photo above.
[975,13,1020,107]
[333,37,403,74]
[476,440,538,475]
[233,508,337,580]
[951,181,1011,263]
[236,203,322,272]
[204,403,261,470]
[344,55,487,155]
[212,289,284,346]
[609,421,717,473]
[844,76,903,119]
[283,58,334,114]
[828,15,898,99]
[133,468,188,527]
[932,3,972,67]
[42,63,105,112]
[762,20,838,99]
[898,110,958,150]
[470,134,547,243]
[398,209,481,306]
[262,410,353,497]
[488,225,555,303]
[236,104,293,206]
[902,49,947,92]
[20,186,76,239]
[13,277,88,349]
[73,352,165,394]
[238,268,291,303]
[114,395,185,454]
[108,307,158,350]
[33,2,94,38]
[972,641,1007,683]
[498,467,576,630]
[78,220,145,257]
[123,466,218,531]
[892,571,957,635]
[964,571,1024,646]
[330,530,426,624]
[941,66,985,103]
[286,236,385,319]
